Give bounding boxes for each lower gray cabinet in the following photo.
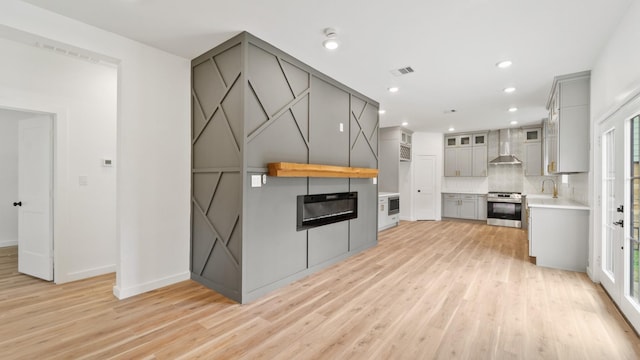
[442,193,485,220]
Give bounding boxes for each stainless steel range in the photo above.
[487,192,522,228]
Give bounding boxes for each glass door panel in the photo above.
[602,128,618,278]
[600,114,623,303]
[629,116,640,303]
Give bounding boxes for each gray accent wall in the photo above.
[191,32,379,303]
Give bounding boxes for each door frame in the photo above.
[0,101,65,283]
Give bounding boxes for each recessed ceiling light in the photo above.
[496,60,513,69]
[401,121,408,126]
[510,120,518,125]
[388,87,399,93]
[508,107,518,112]
[448,127,455,132]
[378,109,386,114]
[504,87,516,93]
[323,39,339,50]
[322,28,339,50]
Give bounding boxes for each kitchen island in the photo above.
[526,196,590,271]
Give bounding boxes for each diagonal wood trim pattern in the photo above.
[267,162,378,178]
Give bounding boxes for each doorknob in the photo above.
[13,201,22,207]
[613,219,624,227]
[417,190,421,192]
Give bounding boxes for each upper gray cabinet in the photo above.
[444,132,487,177]
[379,126,412,192]
[524,127,543,176]
[545,71,590,174]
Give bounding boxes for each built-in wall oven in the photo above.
[388,196,400,215]
[487,192,522,228]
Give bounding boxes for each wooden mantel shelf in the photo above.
[268,162,378,178]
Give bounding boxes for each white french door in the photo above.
[599,109,640,332]
[599,115,624,302]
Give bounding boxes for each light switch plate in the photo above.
[79,175,88,186]
[339,123,344,132]
[251,175,262,187]
[373,177,377,185]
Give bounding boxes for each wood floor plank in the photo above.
[2,221,640,359]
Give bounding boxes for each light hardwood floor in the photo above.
[2,221,640,359]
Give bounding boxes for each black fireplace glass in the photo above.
[297,192,358,231]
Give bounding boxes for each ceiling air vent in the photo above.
[390,66,415,76]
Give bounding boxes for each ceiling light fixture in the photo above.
[496,60,513,69]
[378,109,386,114]
[388,87,399,93]
[401,121,409,126]
[508,107,518,112]
[510,120,518,125]
[504,87,516,93]
[448,127,455,132]
[322,28,339,50]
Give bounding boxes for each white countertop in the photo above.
[379,192,400,197]
[526,195,590,210]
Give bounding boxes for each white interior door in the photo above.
[599,116,623,302]
[18,116,53,281]
[414,155,436,220]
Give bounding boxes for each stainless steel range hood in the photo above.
[489,129,522,165]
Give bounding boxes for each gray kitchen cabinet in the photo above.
[443,194,460,218]
[545,71,590,174]
[445,146,473,176]
[472,146,487,176]
[444,133,487,177]
[459,195,477,219]
[442,193,482,220]
[380,126,413,192]
[529,206,589,271]
[476,195,487,220]
[524,127,543,176]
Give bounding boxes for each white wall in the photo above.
[591,0,640,121]
[0,37,118,281]
[410,132,444,220]
[0,1,191,298]
[0,115,18,247]
[588,0,640,281]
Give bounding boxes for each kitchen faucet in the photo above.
[541,178,558,198]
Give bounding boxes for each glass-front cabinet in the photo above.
[444,132,487,177]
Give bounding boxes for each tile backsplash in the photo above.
[488,164,524,193]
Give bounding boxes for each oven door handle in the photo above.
[487,198,521,204]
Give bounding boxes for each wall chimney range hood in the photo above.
[489,128,522,165]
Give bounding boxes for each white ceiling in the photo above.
[21,0,633,133]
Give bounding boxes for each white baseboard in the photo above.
[0,239,18,247]
[61,264,117,283]
[113,271,191,300]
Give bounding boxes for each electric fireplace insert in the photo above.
[296,192,358,231]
